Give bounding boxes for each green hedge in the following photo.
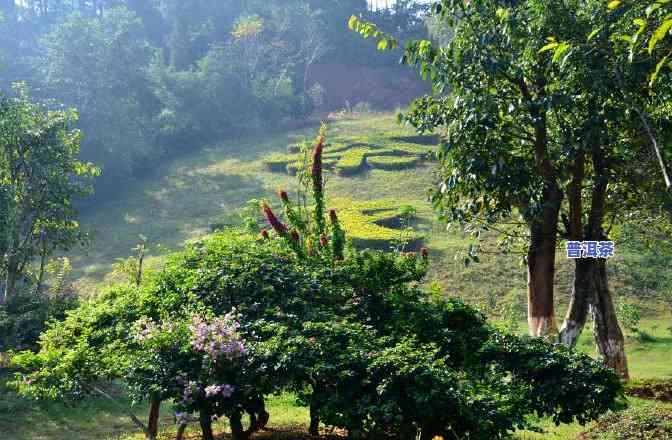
[367,155,423,170]
[262,135,436,176]
[335,148,369,175]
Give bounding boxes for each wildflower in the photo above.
[188,314,246,362]
[311,136,325,181]
[421,247,429,259]
[329,209,338,224]
[220,384,235,398]
[278,190,289,203]
[260,229,270,240]
[262,202,288,237]
[205,384,235,399]
[133,317,158,342]
[320,235,328,247]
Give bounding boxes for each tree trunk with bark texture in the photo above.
[591,258,629,379]
[527,192,562,337]
[517,74,563,338]
[3,254,20,304]
[560,258,593,347]
[147,394,161,440]
[560,151,589,347]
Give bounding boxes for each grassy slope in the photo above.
[5,113,671,439]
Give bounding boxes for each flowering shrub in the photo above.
[188,314,246,361]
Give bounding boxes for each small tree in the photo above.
[0,83,99,303]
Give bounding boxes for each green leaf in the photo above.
[348,15,358,31]
[377,39,389,50]
[614,34,633,43]
[648,18,672,53]
[587,27,602,41]
[607,0,621,10]
[539,42,559,53]
[552,42,570,63]
[646,3,662,17]
[650,53,670,86]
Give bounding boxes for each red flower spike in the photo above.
[278,190,289,203]
[329,209,338,224]
[312,137,325,180]
[261,229,270,240]
[262,202,288,236]
[320,235,328,247]
[421,247,429,259]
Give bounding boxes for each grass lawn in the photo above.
[4,112,671,439]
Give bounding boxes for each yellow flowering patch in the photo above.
[329,197,424,249]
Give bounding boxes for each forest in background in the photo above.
[0,0,428,191]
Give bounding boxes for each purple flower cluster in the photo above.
[133,317,175,343]
[134,317,158,342]
[174,411,190,425]
[204,384,235,398]
[188,314,246,361]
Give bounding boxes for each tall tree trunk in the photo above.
[527,188,562,337]
[560,258,593,346]
[589,137,628,378]
[518,75,563,337]
[147,393,161,439]
[560,150,588,347]
[591,257,629,379]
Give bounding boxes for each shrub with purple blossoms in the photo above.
[188,313,246,362]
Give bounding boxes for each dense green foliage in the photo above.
[0,283,76,352]
[0,85,98,303]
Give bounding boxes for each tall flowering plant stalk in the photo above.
[311,132,326,237]
[261,127,345,262]
[279,190,306,233]
[261,201,288,238]
[260,127,431,271]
